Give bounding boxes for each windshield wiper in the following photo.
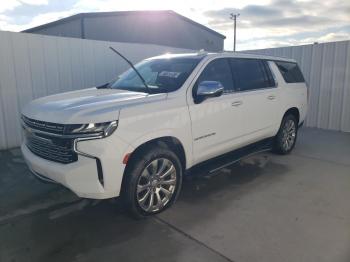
[109,47,150,94]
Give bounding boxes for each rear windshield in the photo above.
[108,57,202,93]
[275,61,305,83]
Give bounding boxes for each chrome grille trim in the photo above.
[22,115,64,135]
[22,115,78,164]
[21,121,104,139]
[25,132,78,164]
[21,115,106,165]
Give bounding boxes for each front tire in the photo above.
[273,114,298,154]
[122,146,183,218]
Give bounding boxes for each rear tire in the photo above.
[273,114,298,154]
[122,146,183,218]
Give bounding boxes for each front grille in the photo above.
[22,115,65,135]
[25,130,78,164]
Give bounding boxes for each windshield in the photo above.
[108,57,202,93]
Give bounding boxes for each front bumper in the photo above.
[21,133,133,199]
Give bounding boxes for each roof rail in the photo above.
[197,49,208,55]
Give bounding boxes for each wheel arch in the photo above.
[128,136,186,169]
[283,107,300,124]
[121,136,187,194]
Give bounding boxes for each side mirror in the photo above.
[195,81,224,103]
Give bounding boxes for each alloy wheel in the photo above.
[282,119,296,151]
[136,158,177,213]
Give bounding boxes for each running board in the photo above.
[188,138,273,176]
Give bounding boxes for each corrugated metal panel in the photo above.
[0,31,193,150]
[0,32,348,150]
[247,41,350,132]
[0,31,21,149]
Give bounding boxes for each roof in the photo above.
[219,52,296,62]
[22,10,226,39]
[148,52,208,60]
[148,52,296,63]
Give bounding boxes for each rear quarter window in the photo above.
[275,61,305,83]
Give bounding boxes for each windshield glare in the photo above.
[108,57,202,93]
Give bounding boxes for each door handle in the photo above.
[267,95,276,100]
[232,101,243,107]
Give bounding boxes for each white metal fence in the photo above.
[0,31,192,150]
[0,31,349,150]
[246,40,350,133]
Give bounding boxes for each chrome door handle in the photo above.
[232,101,243,107]
[267,95,276,100]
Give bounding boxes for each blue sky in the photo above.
[0,0,349,50]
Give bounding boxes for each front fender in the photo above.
[123,128,193,169]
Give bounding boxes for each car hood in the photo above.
[22,88,167,124]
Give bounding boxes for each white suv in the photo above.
[21,52,307,217]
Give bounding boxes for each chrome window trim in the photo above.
[221,85,277,96]
[192,58,278,99]
[231,85,277,94]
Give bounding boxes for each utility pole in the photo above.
[230,13,240,52]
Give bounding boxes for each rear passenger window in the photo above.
[196,58,234,93]
[229,59,275,91]
[275,61,305,83]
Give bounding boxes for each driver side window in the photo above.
[195,58,234,94]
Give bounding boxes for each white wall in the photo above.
[0,31,193,150]
[246,40,350,133]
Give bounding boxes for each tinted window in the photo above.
[230,58,275,91]
[275,61,305,83]
[195,58,234,93]
[109,57,202,93]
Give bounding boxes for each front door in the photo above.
[188,58,244,164]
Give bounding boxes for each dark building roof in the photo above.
[22,10,226,39]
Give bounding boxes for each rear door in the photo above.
[229,58,279,142]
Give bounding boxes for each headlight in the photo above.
[64,121,118,137]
